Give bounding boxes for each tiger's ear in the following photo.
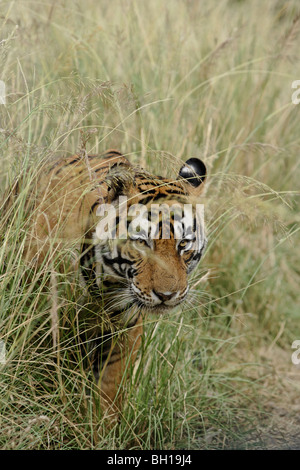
[178,158,207,195]
[105,164,135,203]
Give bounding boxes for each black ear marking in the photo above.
[179,158,206,187]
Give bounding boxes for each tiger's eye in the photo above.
[135,238,148,246]
[179,240,188,248]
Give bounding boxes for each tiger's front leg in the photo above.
[97,314,143,419]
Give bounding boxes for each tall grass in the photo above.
[0,0,299,449]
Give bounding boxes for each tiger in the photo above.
[2,150,207,418]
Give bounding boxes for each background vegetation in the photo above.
[0,0,299,449]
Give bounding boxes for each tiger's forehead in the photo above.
[126,193,190,209]
[134,172,187,192]
[125,174,189,207]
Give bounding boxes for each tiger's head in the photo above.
[89,158,207,313]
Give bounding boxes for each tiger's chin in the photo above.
[146,304,179,314]
[112,299,177,316]
[131,297,183,314]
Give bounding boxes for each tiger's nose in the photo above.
[153,290,176,302]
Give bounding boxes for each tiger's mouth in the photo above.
[129,283,188,311]
[132,299,177,312]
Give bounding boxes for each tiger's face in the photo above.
[92,158,207,313]
[97,200,206,312]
